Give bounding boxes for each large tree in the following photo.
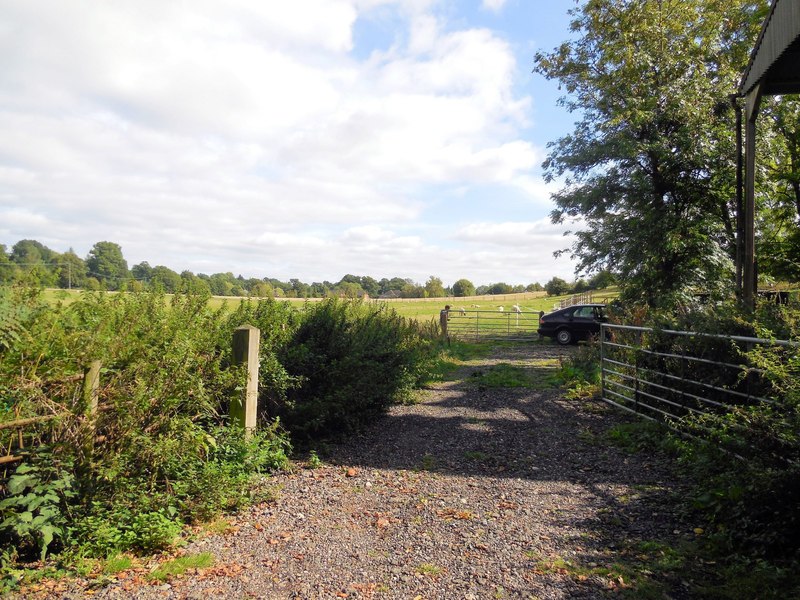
[86,241,129,290]
[424,276,445,298]
[452,278,476,297]
[534,0,765,307]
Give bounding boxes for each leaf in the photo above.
[7,475,36,495]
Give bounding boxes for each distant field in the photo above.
[41,288,619,323]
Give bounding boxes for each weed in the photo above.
[468,363,532,388]
[463,450,488,461]
[201,518,233,536]
[149,552,214,582]
[415,563,442,576]
[307,450,323,469]
[0,454,77,560]
[418,453,436,471]
[102,554,133,574]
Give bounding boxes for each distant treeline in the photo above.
[0,239,613,298]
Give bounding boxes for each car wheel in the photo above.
[556,328,573,345]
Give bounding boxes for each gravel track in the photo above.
[24,343,690,599]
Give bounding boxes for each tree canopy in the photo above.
[534,0,767,306]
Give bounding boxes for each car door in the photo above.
[571,306,597,338]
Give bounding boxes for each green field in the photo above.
[42,288,619,323]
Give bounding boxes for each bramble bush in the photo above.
[1,286,437,571]
[277,299,435,440]
[0,286,291,564]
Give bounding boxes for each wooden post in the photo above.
[82,361,101,416]
[232,325,260,434]
[743,83,762,310]
[439,305,450,338]
[82,360,101,456]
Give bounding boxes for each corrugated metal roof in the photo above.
[740,0,800,96]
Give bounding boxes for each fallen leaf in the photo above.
[346,468,358,477]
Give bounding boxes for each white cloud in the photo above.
[0,0,576,284]
[481,0,508,12]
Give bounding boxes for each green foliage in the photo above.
[85,241,129,290]
[0,288,292,568]
[601,300,800,596]
[0,285,439,588]
[0,454,77,560]
[468,363,535,388]
[278,298,435,440]
[149,552,214,582]
[534,0,765,307]
[554,343,601,399]
[451,278,475,297]
[544,277,570,297]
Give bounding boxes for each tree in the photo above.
[588,270,615,290]
[452,278,476,297]
[86,242,129,290]
[545,277,571,297]
[534,0,764,307]
[150,265,182,293]
[180,271,211,295]
[424,276,445,298]
[758,99,800,282]
[0,244,16,283]
[487,282,513,295]
[131,261,153,283]
[336,281,364,298]
[56,250,87,289]
[526,282,543,292]
[208,273,235,296]
[251,282,274,298]
[10,239,57,286]
[573,279,590,293]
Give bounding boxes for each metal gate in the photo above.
[599,323,798,459]
[443,309,541,342]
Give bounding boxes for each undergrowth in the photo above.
[0,286,438,591]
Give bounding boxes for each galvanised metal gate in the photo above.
[599,323,798,458]
[443,309,541,342]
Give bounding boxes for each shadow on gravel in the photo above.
[319,343,690,597]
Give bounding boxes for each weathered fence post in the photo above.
[232,325,260,435]
[82,360,101,418]
[439,306,449,339]
[81,360,101,456]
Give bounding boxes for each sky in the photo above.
[0,0,583,287]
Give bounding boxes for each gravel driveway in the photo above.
[31,343,691,599]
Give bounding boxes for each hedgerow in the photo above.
[1,286,437,578]
[0,287,291,567]
[276,299,435,440]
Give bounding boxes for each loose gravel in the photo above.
[22,343,692,599]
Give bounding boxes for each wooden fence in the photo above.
[1,326,260,469]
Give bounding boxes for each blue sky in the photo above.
[0,0,582,287]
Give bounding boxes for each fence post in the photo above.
[82,360,101,417]
[600,325,605,401]
[82,360,101,455]
[232,325,260,435]
[440,306,449,339]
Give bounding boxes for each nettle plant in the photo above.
[0,454,76,560]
